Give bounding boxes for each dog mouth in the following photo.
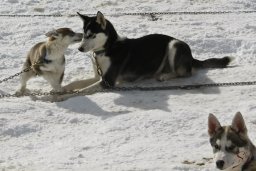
[78,46,85,52]
[74,38,82,42]
[75,33,83,42]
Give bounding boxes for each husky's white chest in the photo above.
[95,55,111,75]
[40,54,65,73]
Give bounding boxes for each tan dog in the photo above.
[16,28,82,95]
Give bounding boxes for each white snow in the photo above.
[0,0,256,171]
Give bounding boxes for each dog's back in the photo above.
[25,42,46,75]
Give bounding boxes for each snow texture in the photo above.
[0,0,256,171]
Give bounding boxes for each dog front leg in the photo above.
[55,79,103,102]
[16,69,36,95]
[63,57,102,91]
[63,76,101,92]
[42,73,63,92]
[101,65,119,88]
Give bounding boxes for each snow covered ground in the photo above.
[0,0,256,170]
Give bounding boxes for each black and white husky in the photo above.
[63,11,233,93]
[16,28,82,95]
[208,112,256,171]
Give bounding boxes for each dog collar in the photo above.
[43,51,52,64]
[94,49,105,56]
[242,155,254,171]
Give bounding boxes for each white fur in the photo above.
[95,55,110,75]
[40,44,66,73]
[79,31,108,52]
[214,128,236,170]
[214,127,250,171]
[157,39,180,81]
[168,39,179,72]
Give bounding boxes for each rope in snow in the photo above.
[0,10,255,18]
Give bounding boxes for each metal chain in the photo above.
[111,81,256,91]
[0,62,42,84]
[0,67,32,84]
[0,10,255,18]
[121,10,256,16]
[2,56,256,98]
[0,90,79,98]
[1,79,256,99]
[0,62,43,98]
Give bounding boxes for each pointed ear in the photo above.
[45,30,59,38]
[231,112,247,133]
[96,11,106,30]
[77,12,89,22]
[208,113,222,137]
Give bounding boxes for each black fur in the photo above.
[192,56,231,68]
[103,34,175,86]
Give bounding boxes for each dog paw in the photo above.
[157,74,169,82]
[157,73,177,82]
[15,91,23,96]
[15,89,27,96]
[50,88,65,95]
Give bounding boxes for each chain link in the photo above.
[0,62,42,84]
[0,62,42,98]
[0,10,255,18]
[0,67,32,84]
[2,58,256,98]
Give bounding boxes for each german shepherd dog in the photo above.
[208,112,256,171]
[16,28,82,95]
[62,11,233,97]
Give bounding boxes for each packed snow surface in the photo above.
[0,0,256,170]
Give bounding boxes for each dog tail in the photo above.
[192,56,234,69]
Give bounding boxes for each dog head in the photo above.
[208,112,251,170]
[77,11,110,52]
[45,28,83,46]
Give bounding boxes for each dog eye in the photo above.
[226,145,235,151]
[85,32,91,37]
[85,32,95,39]
[214,145,220,150]
[69,32,75,36]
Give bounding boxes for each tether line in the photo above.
[0,10,255,18]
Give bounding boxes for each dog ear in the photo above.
[208,113,221,136]
[231,112,247,134]
[96,11,107,30]
[77,12,89,22]
[45,30,59,38]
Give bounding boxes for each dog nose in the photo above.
[78,47,84,52]
[216,160,225,169]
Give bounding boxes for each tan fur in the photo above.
[245,161,256,171]
[16,28,82,95]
